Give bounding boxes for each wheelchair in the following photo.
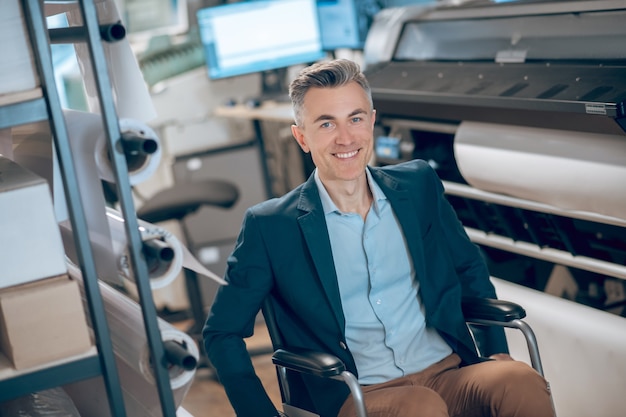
[263,296,551,417]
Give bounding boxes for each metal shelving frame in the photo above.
[0,1,177,416]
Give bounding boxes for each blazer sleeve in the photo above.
[202,207,279,417]
[429,167,510,356]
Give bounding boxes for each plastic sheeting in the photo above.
[64,263,199,417]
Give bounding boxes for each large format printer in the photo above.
[362,3,626,414]
[363,0,626,314]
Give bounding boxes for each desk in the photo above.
[214,101,294,124]
[215,101,303,198]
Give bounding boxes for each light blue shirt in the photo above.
[314,168,452,384]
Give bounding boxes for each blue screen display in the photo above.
[197,0,327,80]
[317,0,375,50]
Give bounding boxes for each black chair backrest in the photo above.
[262,297,284,350]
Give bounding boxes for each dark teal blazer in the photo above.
[203,159,507,417]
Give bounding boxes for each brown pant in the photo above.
[337,354,554,417]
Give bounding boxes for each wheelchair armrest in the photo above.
[462,297,526,323]
[272,347,346,379]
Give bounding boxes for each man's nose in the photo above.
[335,124,353,144]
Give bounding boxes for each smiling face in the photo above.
[291,82,376,186]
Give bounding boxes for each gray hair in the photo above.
[289,59,373,126]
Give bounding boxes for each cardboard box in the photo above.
[0,275,93,370]
[0,156,67,289]
[0,0,38,95]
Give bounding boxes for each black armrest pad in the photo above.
[462,297,526,322]
[272,348,346,379]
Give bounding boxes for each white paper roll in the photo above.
[105,207,183,290]
[454,121,626,221]
[63,0,157,122]
[493,277,626,417]
[64,109,162,187]
[61,206,226,292]
[64,263,198,417]
[11,110,163,286]
[63,109,119,284]
[107,208,227,287]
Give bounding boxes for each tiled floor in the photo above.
[180,322,282,417]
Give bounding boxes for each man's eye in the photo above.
[352,117,363,123]
[320,122,332,128]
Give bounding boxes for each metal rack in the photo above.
[0,1,177,415]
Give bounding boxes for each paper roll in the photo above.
[106,207,227,288]
[454,121,626,221]
[64,358,192,417]
[105,208,183,290]
[493,277,626,417]
[11,120,121,283]
[63,109,162,286]
[64,109,162,187]
[64,263,198,417]
[65,207,226,285]
[63,0,157,122]
[11,110,163,285]
[61,205,226,292]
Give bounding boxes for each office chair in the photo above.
[137,179,239,369]
[263,296,549,417]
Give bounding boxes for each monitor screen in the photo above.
[197,0,327,80]
[317,0,380,51]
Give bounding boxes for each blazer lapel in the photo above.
[296,177,346,331]
[369,167,427,283]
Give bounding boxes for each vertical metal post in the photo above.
[21,0,126,415]
[74,0,177,415]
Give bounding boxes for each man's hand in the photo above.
[489,353,515,361]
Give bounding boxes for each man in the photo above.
[203,59,554,417]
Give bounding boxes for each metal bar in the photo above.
[379,117,458,134]
[20,1,127,414]
[74,1,177,415]
[277,366,291,404]
[335,371,368,417]
[0,97,48,129]
[372,90,620,118]
[48,22,126,44]
[443,181,626,228]
[420,0,626,21]
[466,227,626,280]
[466,317,545,377]
[0,354,102,402]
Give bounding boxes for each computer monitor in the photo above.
[196,0,327,85]
[317,0,379,51]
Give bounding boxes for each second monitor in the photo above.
[196,0,327,81]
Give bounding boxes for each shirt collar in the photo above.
[314,167,387,216]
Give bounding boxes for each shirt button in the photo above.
[339,341,348,350]
[376,299,382,305]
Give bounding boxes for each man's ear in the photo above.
[291,124,310,153]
